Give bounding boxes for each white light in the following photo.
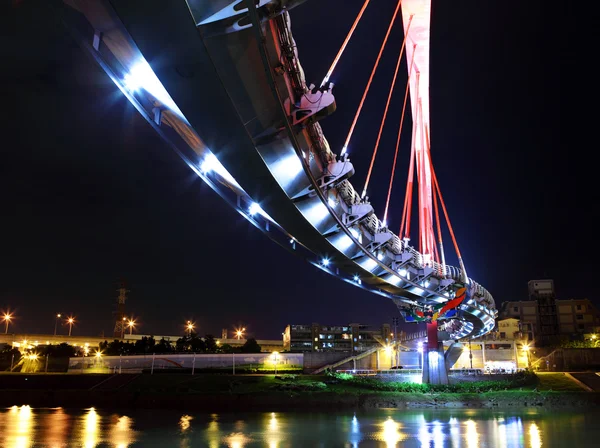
[330,233,354,253]
[424,281,430,288]
[359,257,378,272]
[321,258,330,266]
[353,275,360,282]
[349,228,359,239]
[270,153,305,189]
[327,198,336,207]
[200,153,218,173]
[289,238,295,244]
[249,202,262,216]
[382,220,387,228]
[123,60,184,117]
[385,275,401,286]
[341,145,348,156]
[398,268,407,277]
[377,252,384,261]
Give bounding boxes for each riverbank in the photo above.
[2,373,599,411]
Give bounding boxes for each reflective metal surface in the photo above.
[1,405,598,447]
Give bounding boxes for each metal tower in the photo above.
[113,279,129,338]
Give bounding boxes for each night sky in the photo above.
[1,1,580,339]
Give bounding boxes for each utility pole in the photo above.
[113,279,129,339]
[54,313,61,336]
[469,339,473,369]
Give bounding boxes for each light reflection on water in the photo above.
[0,405,598,447]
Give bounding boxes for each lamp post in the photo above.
[523,344,531,369]
[2,313,12,334]
[469,339,473,369]
[235,327,246,340]
[67,317,75,337]
[273,351,279,375]
[121,317,126,339]
[127,319,135,335]
[54,313,61,336]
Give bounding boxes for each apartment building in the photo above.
[283,323,391,353]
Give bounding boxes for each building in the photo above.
[283,323,391,353]
[499,280,600,341]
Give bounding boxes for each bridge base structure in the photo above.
[421,322,449,385]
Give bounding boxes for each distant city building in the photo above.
[283,323,391,353]
[499,279,600,341]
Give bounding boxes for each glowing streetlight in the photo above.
[127,318,136,335]
[522,344,531,368]
[235,327,246,340]
[54,313,61,336]
[272,351,279,375]
[186,321,195,337]
[2,312,12,334]
[66,317,75,337]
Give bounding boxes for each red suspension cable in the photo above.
[340,0,403,156]
[361,15,413,199]
[383,43,417,226]
[430,159,466,278]
[320,0,372,88]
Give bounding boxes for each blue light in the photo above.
[249,202,261,216]
[321,258,330,266]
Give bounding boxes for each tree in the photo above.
[134,336,155,354]
[155,338,172,353]
[241,338,261,353]
[39,343,76,358]
[219,343,235,354]
[204,334,217,353]
[189,335,206,353]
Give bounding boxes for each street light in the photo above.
[523,344,531,369]
[273,351,279,375]
[235,327,246,340]
[54,313,61,336]
[127,318,136,335]
[2,313,12,334]
[67,317,75,337]
[186,321,195,337]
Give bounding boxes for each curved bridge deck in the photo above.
[61,0,496,339]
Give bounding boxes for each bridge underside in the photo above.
[60,0,497,349]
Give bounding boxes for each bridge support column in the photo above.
[422,322,449,385]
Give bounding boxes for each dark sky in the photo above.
[1,1,579,339]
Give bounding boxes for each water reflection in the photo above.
[2,405,35,448]
[464,419,479,448]
[82,407,99,448]
[376,416,405,447]
[0,406,599,447]
[267,412,281,448]
[44,407,69,448]
[110,415,136,448]
[529,422,542,448]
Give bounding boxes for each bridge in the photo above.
[59,0,497,383]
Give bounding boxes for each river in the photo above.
[1,406,598,447]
